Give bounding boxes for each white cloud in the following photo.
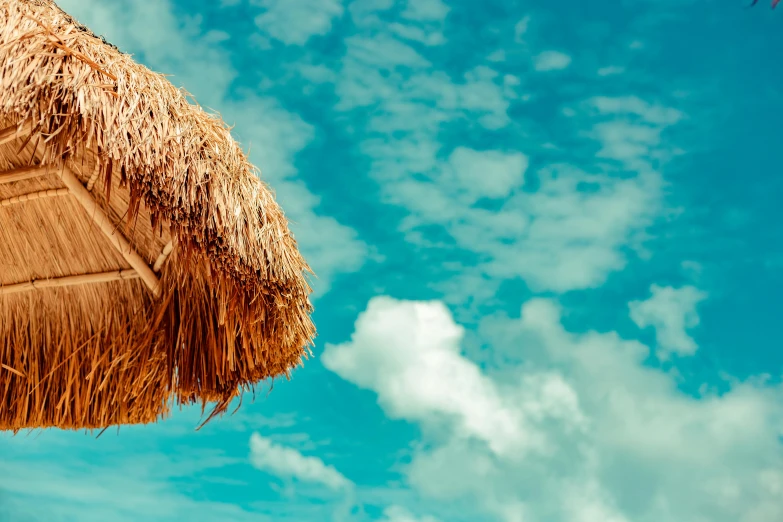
[597,66,625,76]
[401,0,449,22]
[487,49,506,62]
[322,7,780,511]
[252,0,344,45]
[322,298,508,450]
[590,96,682,125]
[322,297,585,459]
[448,147,529,202]
[514,16,530,43]
[334,4,679,297]
[479,164,660,292]
[388,23,446,46]
[629,284,707,357]
[249,433,352,490]
[56,0,366,296]
[348,0,448,46]
[533,50,572,71]
[380,505,441,522]
[385,155,662,293]
[1,409,356,522]
[326,297,783,522]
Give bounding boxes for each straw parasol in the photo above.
[0,0,316,430]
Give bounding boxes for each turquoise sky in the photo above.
[2,1,783,521]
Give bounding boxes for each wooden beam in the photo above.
[59,166,161,297]
[0,122,32,147]
[152,241,174,272]
[0,269,139,296]
[0,165,53,185]
[0,188,69,208]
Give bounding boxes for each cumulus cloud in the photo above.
[325,296,783,522]
[629,284,708,357]
[249,433,352,490]
[533,50,572,71]
[322,298,587,459]
[253,0,344,45]
[323,298,535,456]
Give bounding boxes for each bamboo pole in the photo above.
[0,188,69,208]
[0,269,139,296]
[0,165,52,185]
[152,241,174,272]
[86,167,102,191]
[59,166,161,297]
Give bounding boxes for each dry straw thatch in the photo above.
[0,0,316,430]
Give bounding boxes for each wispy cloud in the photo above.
[330,2,680,302]
[597,65,625,76]
[380,505,441,522]
[249,433,352,491]
[252,0,345,46]
[0,441,261,522]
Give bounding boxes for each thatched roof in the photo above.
[0,0,316,430]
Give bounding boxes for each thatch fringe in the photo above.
[1,250,313,430]
[0,0,316,430]
[1,281,171,429]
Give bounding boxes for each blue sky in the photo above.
[2,0,783,521]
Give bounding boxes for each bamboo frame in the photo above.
[0,164,52,184]
[59,166,161,297]
[0,269,139,296]
[152,241,173,272]
[85,168,101,191]
[0,187,69,208]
